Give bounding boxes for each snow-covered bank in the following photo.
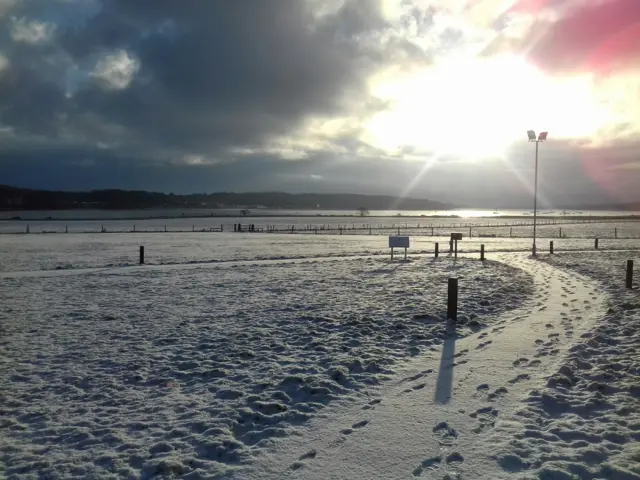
[488,252,640,479]
[0,256,532,479]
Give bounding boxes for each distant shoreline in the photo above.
[1,212,639,222]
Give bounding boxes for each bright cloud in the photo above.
[10,17,56,44]
[91,50,140,90]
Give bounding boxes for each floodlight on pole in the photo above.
[528,130,548,257]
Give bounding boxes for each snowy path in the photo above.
[242,253,608,479]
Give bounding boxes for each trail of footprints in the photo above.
[290,264,602,476]
[290,398,378,471]
[413,422,464,477]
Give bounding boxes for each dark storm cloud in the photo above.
[0,0,427,164]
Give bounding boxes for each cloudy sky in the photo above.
[0,0,639,207]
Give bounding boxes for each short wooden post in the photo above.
[390,247,394,261]
[164,225,167,232]
[139,246,145,265]
[627,260,634,289]
[550,241,554,254]
[65,225,68,233]
[454,239,458,259]
[221,224,223,232]
[595,238,599,249]
[26,225,29,234]
[435,242,439,258]
[559,227,562,238]
[615,227,618,238]
[101,224,104,233]
[449,239,453,254]
[397,227,400,235]
[469,227,472,238]
[404,247,407,261]
[369,227,372,235]
[447,278,458,322]
[431,227,434,236]
[509,227,512,237]
[234,224,237,232]
[480,244,485,261]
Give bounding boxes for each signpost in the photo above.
[389,236,410,261]
[450,233,462,259]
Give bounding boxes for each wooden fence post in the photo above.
[447,278,458,322]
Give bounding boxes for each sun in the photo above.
[361,55,607,160]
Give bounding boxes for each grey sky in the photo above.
[0,0,638,207]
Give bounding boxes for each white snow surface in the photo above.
[1,254,532,479]
[1,232,640,273]
[1,232,639,480]
[237,253,640,480]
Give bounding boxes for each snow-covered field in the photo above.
[1,232,640,274]
[1,248,532,479]
[1,233,639,480]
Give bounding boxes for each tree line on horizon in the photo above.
[0,185,454,211]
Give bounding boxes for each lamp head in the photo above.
[527,130,537,142]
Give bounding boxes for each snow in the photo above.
[1,231,640,274]
[1,253,531,479]
[1,231,639,480]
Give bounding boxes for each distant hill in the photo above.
[0,186,455,211]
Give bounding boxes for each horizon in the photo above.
[1,1,639,207]
[2,184,640,211]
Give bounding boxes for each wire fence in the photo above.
[3,217,640,239]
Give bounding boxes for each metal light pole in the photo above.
[527,130,548,256]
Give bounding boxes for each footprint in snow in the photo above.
[512,357,529,367]
[412,456,442,477]
[508,373,530,384]
[470,405,499,433]
[475,340,492,350]
[299,449,317,461]
[488,386,508,400]
[433,421,458,445]
[446,452,465,466]
[403,370,433,382]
